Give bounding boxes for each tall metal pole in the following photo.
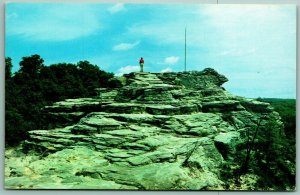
[184,27,187,72]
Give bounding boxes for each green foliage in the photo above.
[107,77,123,88]
[19,54,44,78]
[220,109,295,190]
[255,98,296,189]
[252,118,293,190]
[257,98,296,144]
[5,54,116,146]
[5,57,13,79]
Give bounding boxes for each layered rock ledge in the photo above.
[5,68,283,190]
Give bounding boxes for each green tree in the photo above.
[5,55,117,146]
[77,60,114,94]
[5,57,13,79]
[19,54,44,78]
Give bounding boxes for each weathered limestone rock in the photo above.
[156,68,228,90]
[202,100,244,112]
[214,131,240,160]
[5,68,284,190]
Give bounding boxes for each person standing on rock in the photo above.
[139,57,144,72]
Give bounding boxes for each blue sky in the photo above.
[5,3,296,98]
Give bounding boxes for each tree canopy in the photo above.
[5,54,117,146]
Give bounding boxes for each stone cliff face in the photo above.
[5,68,283,190]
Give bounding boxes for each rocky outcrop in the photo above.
[5,68,284,190]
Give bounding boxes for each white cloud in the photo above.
[164,56,179,65]
[108,3,125,14]
[6,4,101,41]
[201,4,296,54]
[128,22,185,45]
[218,48,256,57]
[160,68,173,73]
[116,65,140,76]
[113,41,140,51]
